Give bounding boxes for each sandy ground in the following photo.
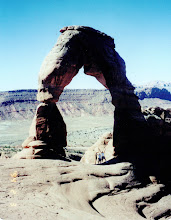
[0,159,170,220]
[0,116,113,153]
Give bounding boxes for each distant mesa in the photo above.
[1,82,171,120]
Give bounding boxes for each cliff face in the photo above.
[57,89,114,117]
[0,89,114,120]
[0,90,38,120]
[1,81,171,120]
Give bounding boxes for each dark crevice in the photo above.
[59,181,71,185]
[60,178,82,184]
[88,200,104,217]
[135,186,170,219]
[60,172,69,175]
[90,172,128,178]
[136,204,147,219]
[72,178,82,182]
[59,165,77,168]
[143,188,169,204]
[18,174,29,177]
[154,210,171,220]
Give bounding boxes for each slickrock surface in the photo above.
[0,159,170,220]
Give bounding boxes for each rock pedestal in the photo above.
[13,103,67,159]
[35,102,67,158]
[36,103,66,152]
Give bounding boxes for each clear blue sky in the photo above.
[0,0,171,91]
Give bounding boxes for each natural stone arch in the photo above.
[14,26,148,160]
[37,26,133,104]
[12,26,171,185]
[36,26,146,158]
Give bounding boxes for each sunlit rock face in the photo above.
[81,132,114,164]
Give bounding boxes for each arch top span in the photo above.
[37,25,133,106]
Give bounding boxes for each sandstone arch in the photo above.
[12,25,171,187]
[37,26,133,104]
[14,25,149,160]
[36,26,147,158]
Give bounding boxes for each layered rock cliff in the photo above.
[0,89,114,120]
[1,81,171,121]
[0,90,38,120]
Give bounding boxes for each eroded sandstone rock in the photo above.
[37,26,133,103]
[13,102,67,159]
[1,159,170,219]
[81,132,114,164]
[142,107,171,137]
[36,25,147,160]
[13,26,170,185]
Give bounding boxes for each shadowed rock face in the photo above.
[35,103,67,157]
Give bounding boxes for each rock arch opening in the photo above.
[57,68,114,160]
[65,67,105,90]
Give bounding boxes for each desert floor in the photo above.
[0,116,113,157]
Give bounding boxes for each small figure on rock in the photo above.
[101,151,106,163]
[96,152,102,164]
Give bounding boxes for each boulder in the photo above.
[81,132,114,164]
[12,148,36,159]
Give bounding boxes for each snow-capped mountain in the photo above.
[135,81,171,100]
[135,81,171,93]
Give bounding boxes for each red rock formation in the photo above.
[37,26,133,103]
[14,26,170,184]
[15,26,150,161]
[36,26,146,158]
